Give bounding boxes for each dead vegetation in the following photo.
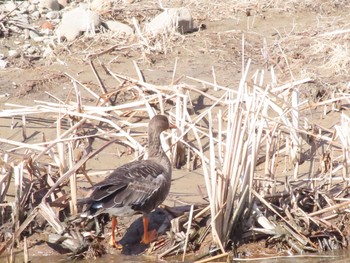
[1,52,350,262]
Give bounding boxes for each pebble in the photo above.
[8,50,20,58]
[32,11,41,20]
[57,0,68,8]
[22,43,32,50]
[104,21,134,35]
[1,2,17,13]
[23,29,31,40]
[39,0,60,11]
[145,7,194,35]
[46,11,60,19]
[29,0,40,5]
[0,59,8,69]
[27,4,38,13]
[16,14,30,25]
[90,0,112,12]
[26,46,37,54]
[29,30,41,40]
[41,21,55,31]
[18,2,30,14]
[32,36,46,42]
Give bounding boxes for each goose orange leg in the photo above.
[109,216,122,249]
[140,214,157,244]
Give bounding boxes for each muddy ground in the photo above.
[1,0,350,261]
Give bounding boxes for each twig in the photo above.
[85,43,141,60]
[0,2,25,23]
[194,252,229,263]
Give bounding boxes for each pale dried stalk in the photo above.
[194,252,229,263]
[335,113,350,180]
[68,142,77,215]
[182,204,194,262]
[291,87,301,179]
[38,202,67,234]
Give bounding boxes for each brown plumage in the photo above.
[80,115,175,247]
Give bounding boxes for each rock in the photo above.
[0,59,8,69]
[145,7,194,35]
[29,30,41,40]
[18,1,30,14]
[41,21,55,31]
[39,0,60,11]
[32,11,41,20]
[27,4,38,13]
[22,43,31,50]
[46,11,60,19]
[104,20,133,35]
[90,0,112,12]
[26,46,38,54]
[56,5,101,41]
[16,14,30,25]
[8,50,20,58]
[29,0,40,4]
[1,2,17,13]
[32,36,46,42]
[56,26,81,42]
[23,29,31,39]
[57,0,68,8]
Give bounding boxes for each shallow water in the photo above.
[3,248,350,263]
[1,253,158,263]
[234,250,350,263]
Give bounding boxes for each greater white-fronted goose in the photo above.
[81,115,175,247]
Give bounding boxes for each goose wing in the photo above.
[86,159,169,213]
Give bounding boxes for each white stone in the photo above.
[32,11,41,20]
[39,0,60,11]
[0,59,8,69]
[18,2,30,13]
[16,14,30,25]
[56,5,101,41]
[22,43,31,50]
[33,36,46,42]
[105,20,133,35]
[29,0,40,4]
[145,7,194,35]
[8,50,20,58]
[27,4,38,13]
[26,46,37,54]
[29,30,41,40]
[57,0,68,8]
[90,0,112,12]
[56,26,81,41]
[46,11,60,19]
[1,2,17,13]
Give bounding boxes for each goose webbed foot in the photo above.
[140,214,157,244]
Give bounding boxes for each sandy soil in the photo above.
[1,0,350,261]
